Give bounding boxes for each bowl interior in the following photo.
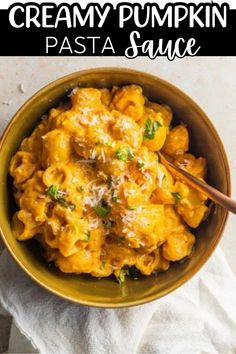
[0,68,230,307]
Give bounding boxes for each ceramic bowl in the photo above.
[0,68,230,307]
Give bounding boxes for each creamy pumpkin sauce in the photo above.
[9,85,208,282]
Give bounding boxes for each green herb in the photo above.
[71,222,90,242]
[46,185,76,211]
[171,192,181,204]
[118,236,126,242]
[116,148,127,161]
[143,118,162,140]
[103,141,112,147]
[105,220,115,229]
[127,148,135,160]
[107,176,112,188]
[100,260,106,270]
[117,267,129,284]
[84,231,91,241]
[137,160,144,169]
[57,198,76,211]
[94,201,110,218]
[76,231,91,242]
[77,186,84,192]
[46,185,59,199]
[96,140,112,147]
[95,205,110,217]
[111,191,119,203]
[115,147,134,161]
[153,120,162,131]
[128,206,137,211]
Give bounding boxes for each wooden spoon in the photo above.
[157,151,236,214]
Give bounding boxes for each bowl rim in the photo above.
[0,67,231,308]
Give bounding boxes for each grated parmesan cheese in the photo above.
[175,149,184,155]
[68,87,79,97]
[127,231,135,238]
[80,107,93,115]
[121,210,135,225]
[83,182,109,209]
[157,170,165,187]
[100,148,106,163]
[90,149,97,159]
[88,217,100,229]
[124,188,136,197]
[90,115,99,125]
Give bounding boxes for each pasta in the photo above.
[9,85,208,283]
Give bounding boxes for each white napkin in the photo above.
[0,247,236,354]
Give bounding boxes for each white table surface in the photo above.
[0,56,236,352]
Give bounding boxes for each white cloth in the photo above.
[0,247,236,354]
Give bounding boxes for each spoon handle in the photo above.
[158,153,235,214]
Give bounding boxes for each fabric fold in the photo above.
[0,248,236,354]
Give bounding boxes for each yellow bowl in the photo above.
[0,68,230,308]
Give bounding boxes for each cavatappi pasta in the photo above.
[9,85,208,282]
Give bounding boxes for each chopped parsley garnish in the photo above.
[171,192,181,204]
[127,148,135,160]
[105,220,115,229]
[107,176,112,188]
[84,231,91,241]
[137,160,144,169]
[117,267,129,284]
[111,191,119,203]
[94,201,110,218]
[118,236,126,242]
[103,141,112,147]
[128,206,137,211]
[63,201,75,211]
[143,118,162,140]
[46,185,75,211]
[46,185,58,199]
[115,147,134,161]
[77,186,84,192]
[56,198,75,211]
[75,231,91,242]
[96,140,112,147]
[100,260,106,270]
